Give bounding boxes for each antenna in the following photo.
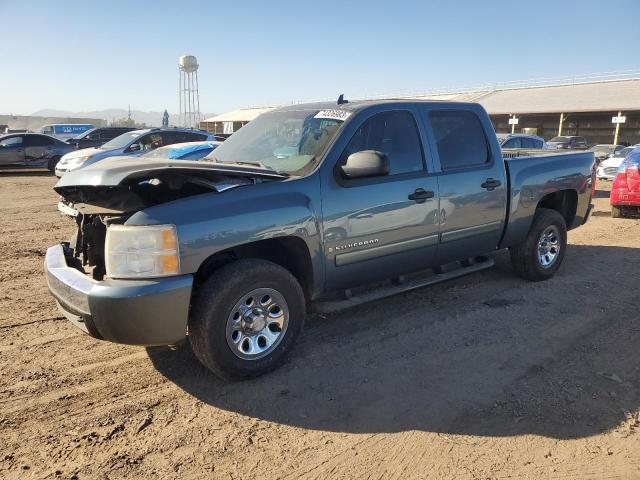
[178,55,202,128]
[337,94,348,105]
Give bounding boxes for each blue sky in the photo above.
[1,0,638,115]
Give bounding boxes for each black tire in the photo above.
[611,206,625,218]
[47,156,60,172]
[509,208,567,282]
[188,259,305,380]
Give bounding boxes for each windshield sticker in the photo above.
[314,110,351,121]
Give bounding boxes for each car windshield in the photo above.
[101,131,142,149]
[204,109,346,175]
[549,136,570,143]
[589,145,613,153]
[72,128,95,140]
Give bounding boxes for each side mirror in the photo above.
[128,143,141,152]
[340,150,389,179]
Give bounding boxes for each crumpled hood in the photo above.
[55,156,286,189]
[53,156,287,214]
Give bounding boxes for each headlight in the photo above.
[67,156,89,170]
[105,225,180,279]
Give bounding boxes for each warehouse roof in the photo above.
[415,79,640,114]
[207,75,640,124]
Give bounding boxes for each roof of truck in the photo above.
[273,98,474,113]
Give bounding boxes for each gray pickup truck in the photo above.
[45,99,595,379]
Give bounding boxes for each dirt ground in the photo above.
[1,173,639,480]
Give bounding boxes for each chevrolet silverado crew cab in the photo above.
[45,99,595,379]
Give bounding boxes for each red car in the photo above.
[611,147,640,218]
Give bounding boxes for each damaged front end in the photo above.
[54,158,287,280]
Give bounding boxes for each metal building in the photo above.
[200,107,275,137]
[413,71,640,144]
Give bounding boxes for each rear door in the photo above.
[0,135,25,166]
[421,107,507,265]
[321,107,441,289]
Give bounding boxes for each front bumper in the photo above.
[45,243,193,346]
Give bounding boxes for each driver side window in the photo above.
[340,110,425,175]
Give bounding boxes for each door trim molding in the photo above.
[335,234,438,267]
[440,220,502,243]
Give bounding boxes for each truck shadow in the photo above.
[147,245,640,439]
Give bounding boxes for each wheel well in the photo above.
[537,190,578,227]
[194,237,314,301]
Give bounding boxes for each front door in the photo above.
[424,108,507,264]
[0,135,25,166]
[24,134,55,167]
[321,108,440,290]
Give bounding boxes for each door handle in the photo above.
[408,188,435,203]
[481,178,501,191]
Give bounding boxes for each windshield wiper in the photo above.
[210,157,289,177]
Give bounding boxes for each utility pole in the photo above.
[558,113,564,136]
[613,111,624,145]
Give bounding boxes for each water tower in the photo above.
[178,55,201,128]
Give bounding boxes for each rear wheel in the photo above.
[189,259,305,379]
[510,208,567,281]
[47,156,60,172]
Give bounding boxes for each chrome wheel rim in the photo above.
[225,288,289,360]
[537,225,561,268]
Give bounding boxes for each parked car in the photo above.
[40,124,94,140]
[497,133,547,149]
[596,146,635,180]
[611,146,640,218]
[547,136,588,150]
[66,127,137,150]
[0,133,74,171]
[55,128,214,176]
[139,141,221,160]
[588,144,625,163]
[45,100,595,379]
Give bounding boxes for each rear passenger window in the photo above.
[503,138,520,149]
[429,110,489,170]
[340,110,424,175]
[520,138,534,149]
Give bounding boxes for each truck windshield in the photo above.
[205,110,345,175]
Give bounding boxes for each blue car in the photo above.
[139,141,221,161]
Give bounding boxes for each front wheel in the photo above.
[188,259,305,379]
[509,208,567,281]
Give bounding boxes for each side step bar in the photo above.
[314,256,495,314]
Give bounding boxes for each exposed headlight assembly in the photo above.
[105,225,180,279]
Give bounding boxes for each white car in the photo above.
[597,146,636,180]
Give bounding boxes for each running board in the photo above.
[314,257,495,314]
